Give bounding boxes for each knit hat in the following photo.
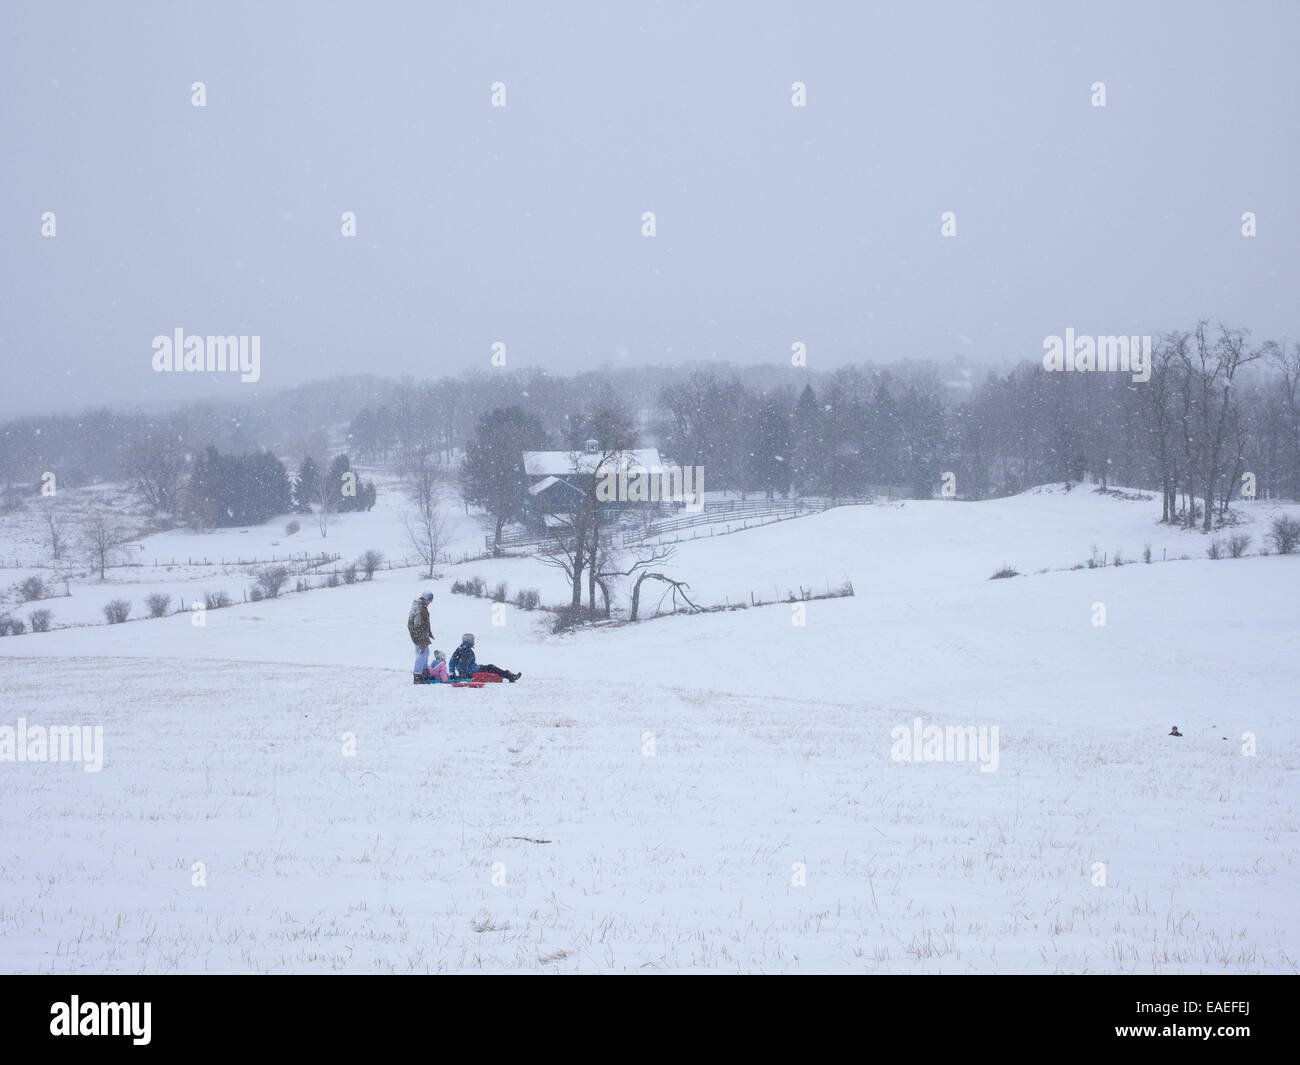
[433,649,446,661]
[462,633,475,646]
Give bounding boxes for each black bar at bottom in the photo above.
[1,974,1288,1052]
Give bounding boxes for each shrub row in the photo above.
[450,576,542,611]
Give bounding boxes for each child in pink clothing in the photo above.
[424,650,449,683]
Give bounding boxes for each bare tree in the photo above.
[123,435,186,512]
[357,549,384,580]
[1177,322,1263,531]
[40,500,69,561]
[1145,333,1183,523]
[314,471,332,537]
[537,440,633,611]
[537,504,593,610]
[1219,401,1250,519]
[81,510,128,580]
[1272,341,1300,499]
[404,450,448,578]
[255,564,290,599]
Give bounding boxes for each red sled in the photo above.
[448,672,502,688]
[444,672,503,688]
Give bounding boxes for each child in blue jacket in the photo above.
[449,633,521,682]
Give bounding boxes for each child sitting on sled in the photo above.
[449,633,521,683]
[423,649,450,683]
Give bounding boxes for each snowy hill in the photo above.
[0,485,1297,973]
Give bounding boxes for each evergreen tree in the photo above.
[326,454,353,512]
[461,407,550,554]
[790,384,824,495]
[865,378,902,487]
[357,480,378,511]
[185,446,291,527]
[747,399,792,499]
[292,456,320,514]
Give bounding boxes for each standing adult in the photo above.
[408,591,435,684]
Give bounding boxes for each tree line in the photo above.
[3,323,1297,529]
[168,447,377,531]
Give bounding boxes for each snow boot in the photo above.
[507,671,521,683]
[413,673,426,685]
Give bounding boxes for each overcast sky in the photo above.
[2,0,1296,416]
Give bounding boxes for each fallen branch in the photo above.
[630,571,701,621]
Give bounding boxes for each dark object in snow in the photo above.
[1169,726,1183,737]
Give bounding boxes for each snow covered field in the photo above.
[1,486,1297,973]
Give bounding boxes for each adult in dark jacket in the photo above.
[449,633,520,683]
[408,592,435,684]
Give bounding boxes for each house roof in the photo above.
[522,448,663,478]
[528,476,590,500]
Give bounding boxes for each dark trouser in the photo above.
[473,663,511,679]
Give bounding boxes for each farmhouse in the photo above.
[522,440,666,519]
